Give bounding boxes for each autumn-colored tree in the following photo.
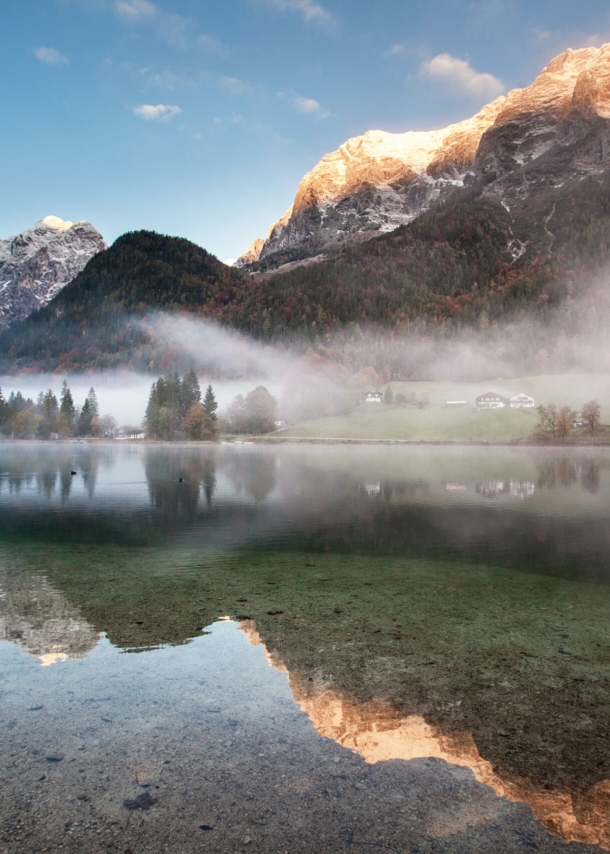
[581,400,601,438]
[184,403,219,441]
[557,406,574,439]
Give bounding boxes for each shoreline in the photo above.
[2,436,610,448]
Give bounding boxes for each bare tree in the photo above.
[581,400,601,438]
[537,404,558,439]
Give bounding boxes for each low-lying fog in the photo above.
[0,374,282,427]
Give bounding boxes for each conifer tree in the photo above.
[39,389,59,437]
[77,388,99,437]
[59,380,76,437]
[181,369,201,417]
[203,385,218,421]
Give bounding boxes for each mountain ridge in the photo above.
[237,44,610,267]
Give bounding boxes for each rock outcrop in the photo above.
[0,216,106,328]
[234,237,266,268]
[238,44,610,267]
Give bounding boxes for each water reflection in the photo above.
[2,444,610,851]
[0,562,100,665]
[241,620,610,849]
[144,449,218,520]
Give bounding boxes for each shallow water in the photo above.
[1,443,610,853]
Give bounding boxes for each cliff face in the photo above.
[0,216,106,328]
[238,44,610,267]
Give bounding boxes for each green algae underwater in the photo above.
[2,443,610,852]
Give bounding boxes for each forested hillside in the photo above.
[2,171,610,375]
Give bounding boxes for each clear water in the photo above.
[1,443,610,853]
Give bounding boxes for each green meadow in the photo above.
[275,374,610,442]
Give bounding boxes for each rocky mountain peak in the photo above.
[0,216,106,328]
[237,43,610,268]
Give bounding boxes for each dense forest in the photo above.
[1,171,610,377]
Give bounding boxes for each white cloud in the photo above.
[294,95,329,118]
[255,0,333,26]
[278,90,330,119]
[114,0,156,20]
[420,53,505,99]
[133,103,181,120]
[386,44,406,57]
[219,76,252,96]
[34,46,69,66]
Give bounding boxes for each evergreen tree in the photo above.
[181,369,201,417]
[77,398,93,437]
[87,387,99,417]
[166,372,182,438]
[39,389,59,437]
[58,380,76,437]
[77,388,99,437]
[384,386,394,406]
[203,384,218,422]
[0,387,5,431]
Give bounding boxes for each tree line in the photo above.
[144,372,279,439]
[0,383,110,439]
[537,400,602,440]
[144,370,219,440]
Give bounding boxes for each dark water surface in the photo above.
[1,443,610,853]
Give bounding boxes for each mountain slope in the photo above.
[237,44,610,267]
[3,166,610,376]
[0,216,106,328]
[0,231,247,373]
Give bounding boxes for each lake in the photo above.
[1,442,610,853]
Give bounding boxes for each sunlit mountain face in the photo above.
[240,45,610,267]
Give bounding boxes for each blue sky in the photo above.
[3,0,610,260]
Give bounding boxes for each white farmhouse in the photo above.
[510,393,535,409]
[475,392,510,409]
[364,391,383,403]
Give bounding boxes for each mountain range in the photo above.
[2,44,610,376]
[0,216,106,328]
[237,44,610,269]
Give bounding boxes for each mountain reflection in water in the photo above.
[2,444,610,852]
[240,619,610,850]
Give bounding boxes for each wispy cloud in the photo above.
[212,113,244,128]
[254,0,334,27]
[467,0,514,26]
[219,76,253,96]
[133,103,181,120]
[113,0,189,47]
[420,53,505,100]
[150,69,209,89]
[278,90,330,119]
[34,46,69,66]
[198,33,229,56]
[386,44,406,57]
[114,0,155,20]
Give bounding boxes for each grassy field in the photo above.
[275,373,610,442]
